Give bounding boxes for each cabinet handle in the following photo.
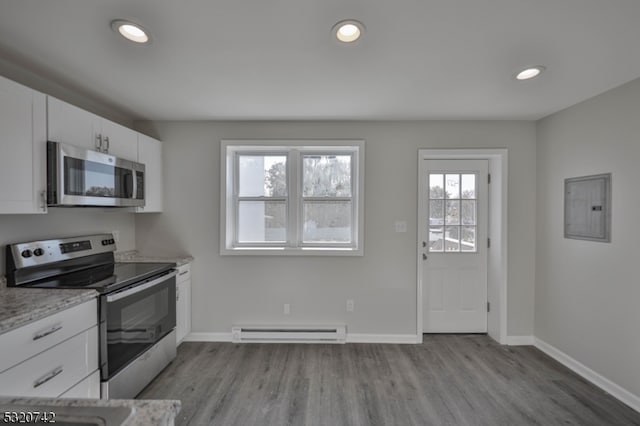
[179,271,189,276]
[33,366,64,388]
[95,134,103,152]
[33,324,63,341]
[40,190,47,212]
[104,136,110,153]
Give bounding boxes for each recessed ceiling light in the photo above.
[333,20,364,43]
[111,19,150,44]
[515,66,545,81]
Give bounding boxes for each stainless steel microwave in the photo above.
[47,141,145,207]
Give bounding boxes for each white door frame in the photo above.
[417,148,508,344]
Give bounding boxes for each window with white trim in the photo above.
[221,140,364,255]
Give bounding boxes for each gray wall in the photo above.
[0,209,135,274]
[135,120,536,337]
[536,78,640,396]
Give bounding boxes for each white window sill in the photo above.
[220,247,363,256]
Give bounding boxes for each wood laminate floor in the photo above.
[138,335,640,426]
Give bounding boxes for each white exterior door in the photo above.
[421,159,489,333]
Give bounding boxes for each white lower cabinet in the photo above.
[176,263,192,346]
[59,370,101,399]
[0,299,100,398]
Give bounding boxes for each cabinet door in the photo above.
[176,264,192,346]
[176,280,186,345]
[101,118,138,160]
[0,76,47,214]
[47,96,101,150]
[0,327,98,398]
[58,370,100,399]
[183,278,191,341]
[136,134,163,213]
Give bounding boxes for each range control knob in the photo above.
[33,248,44,256]
[21,249,32,258]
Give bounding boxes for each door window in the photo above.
[428,173,477,252]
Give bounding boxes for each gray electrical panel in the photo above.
[564,173,611,242]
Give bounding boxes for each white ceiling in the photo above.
[1,0,640,121]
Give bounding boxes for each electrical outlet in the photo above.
[284,303,290,315]
[346,299,354,312]
[112,230,120,243]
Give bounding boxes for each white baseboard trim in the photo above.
[506,335,535,346]
[184,332,232,342]
[535,338,640,413]
[346,333,420,344]
[184,332,420,344]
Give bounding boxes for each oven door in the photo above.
[101,270,177,380]
[47,141,145,207]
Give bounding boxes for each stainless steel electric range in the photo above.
[5,234,177,399]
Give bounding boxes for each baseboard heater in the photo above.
[231,325,346,344]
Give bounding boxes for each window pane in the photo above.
[238,155,287,197]
[429,200,444,225]
[461,174,476,199]
[461,200,476,225]
[303,201,351,243]
[429,174,444,199]
[238,201,286,242]
[445,200,460,225]
[445,174,460,199]
[429,227,444,252]
[303,155,351,197]
[445,226,460,252]
[461,226,476,252]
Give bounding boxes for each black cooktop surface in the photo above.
[24,262,175,294]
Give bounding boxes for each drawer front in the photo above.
[0,326,98,398]
[0,299,97,373]
[58,370,100,399]
[176,263,191,283]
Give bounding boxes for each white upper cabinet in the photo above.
[47,96,101,151]
[0,75,47,214]
[47,96,138,160]
[136,134,163,213]
[101,118,138,160]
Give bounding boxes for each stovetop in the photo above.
[6,234,176,293]
[22,262,176,294]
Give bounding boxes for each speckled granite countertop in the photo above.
[0,397,181,426]
[0,285,97,335]
[116,250,193,267]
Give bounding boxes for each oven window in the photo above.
[106,278,176,378]
[64,157,134,198]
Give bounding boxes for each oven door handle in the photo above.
[106,270,178,302]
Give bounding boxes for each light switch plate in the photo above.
[395,221,407,233]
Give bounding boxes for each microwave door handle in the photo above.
[124,173,134,198]
[133,169,138,199]
[106,270,177,303]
